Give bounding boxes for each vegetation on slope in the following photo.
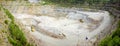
[99,20,120,46]
[0,5,33,46]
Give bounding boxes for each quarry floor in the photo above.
[1,1,112,46]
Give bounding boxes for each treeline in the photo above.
[43,0,110,5]
[43,0,120,9]
[105,0,120,10]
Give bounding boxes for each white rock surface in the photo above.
[12,9,111,46]
[28,0,39,3]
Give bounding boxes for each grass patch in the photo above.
[3,8,14,21]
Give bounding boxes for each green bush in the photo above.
[4,20,9,24]
[8,22,28,46]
